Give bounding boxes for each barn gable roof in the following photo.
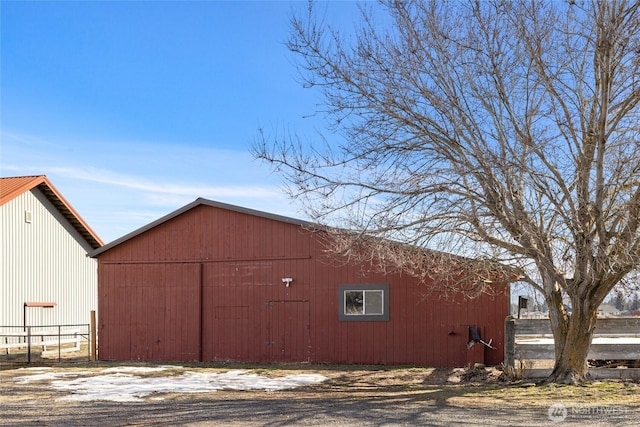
[90,197,519,287]
[0,175,103,249]
[90,197,316,257]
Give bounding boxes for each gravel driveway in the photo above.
[1,363,638,426]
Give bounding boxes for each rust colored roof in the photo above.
[0,175,103,249]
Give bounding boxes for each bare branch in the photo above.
[255,0,640,383]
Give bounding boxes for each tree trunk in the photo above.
[545,301,598,384]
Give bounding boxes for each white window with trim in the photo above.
[339,284,389,321]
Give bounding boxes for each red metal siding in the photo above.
[98,263,201,361]
[98,204,509,366]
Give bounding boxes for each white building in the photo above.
[0,175,102,327]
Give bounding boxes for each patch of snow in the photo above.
[14,371,91,384]
[518,337,640,344]
[102,366,177,374]
[13,367,327,402]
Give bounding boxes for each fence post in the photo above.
[58,325,62,362]
[504,316,516,377]
[90,311,97,362]
[27,326,31,364]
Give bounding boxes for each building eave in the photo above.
[0,175,103,249]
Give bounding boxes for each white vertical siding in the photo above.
[1,188,97,327]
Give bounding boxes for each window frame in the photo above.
[338,284,389,321]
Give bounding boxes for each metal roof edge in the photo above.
[88,197,518,284]
[0,175,47,205]
[1,175,104,249]
[90,197,318,257]
[36,179,104,249]
[196,198,318,229]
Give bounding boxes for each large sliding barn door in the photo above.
[99,263,201,361]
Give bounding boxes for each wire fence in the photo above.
[0,324,91,363]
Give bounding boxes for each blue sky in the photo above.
[1,1,361,243]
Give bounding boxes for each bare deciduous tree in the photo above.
[254,0,640,384]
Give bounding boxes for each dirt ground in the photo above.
[1,358,639,426]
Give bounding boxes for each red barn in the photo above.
[91,198,510,366]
